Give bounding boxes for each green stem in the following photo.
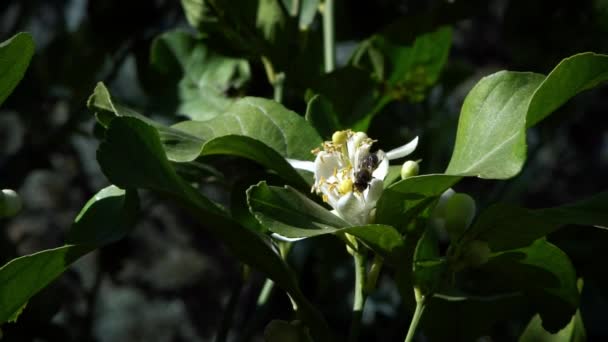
[322,0,335,73]
[261,56,285,103]
[273,72,285,103]
[404,291,426,342]
[349,252,367,342]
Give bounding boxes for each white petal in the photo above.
[271,233,306,242]
[364,178,384,207]
[314,151,341,181]
[336,192,367,226]
[372,150,389,180]
[353,143,372,169]
[286,158,315,172]
[386,136,419,160]
[347,132,368,162]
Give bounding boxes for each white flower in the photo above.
[287,130,418,226]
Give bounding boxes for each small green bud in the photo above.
[461,240,491,267]
[331,130,348,145]
[400,160,419,179]
[444,193,476,240]
[0,189,22,218]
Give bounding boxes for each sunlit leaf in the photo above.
[247,182,405,262]
[0,186,139,324]
[96,117,331,341]
[446,53,608,179]
[150,30,250,121]
[0,32,35,106]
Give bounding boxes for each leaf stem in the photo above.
[349,251,367,342]
[273,72,285,103]
[404,289,426,342]
[322,0,335,73]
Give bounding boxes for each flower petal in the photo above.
[386,136,419,160]
[314,151,342,181]
[364,178,384,207]
[372,150,389,180]
[286,158,315,172]
[336,192,367,226]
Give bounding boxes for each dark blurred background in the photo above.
[1,0,608,341]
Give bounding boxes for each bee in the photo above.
[354,152,379,192]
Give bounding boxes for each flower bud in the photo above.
[461,240,491,267]
[331,130,348,145]
[400,160,419,179]
[0,189,22,218]
[444,193,475,240]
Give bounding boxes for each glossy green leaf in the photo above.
[0,32,35,106]
[527,53,608,127]
[0,186,139,324]
[446,53,608,179]
[464,191,608,251]
[247,182,405,262]
[96,117,331,341]
[375,174,461,230]
[89,84,316,188]
[150,30,250,121]
[483,240,578,332]
[519,310,585,342]
[66,186,140,246]
[172,96,322,160]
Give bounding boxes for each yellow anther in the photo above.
[338,178,353,194]
[322,194,329,203]
[332,130,348,145]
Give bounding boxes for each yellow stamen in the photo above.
[338,179,353,194]
[332,130,348,145]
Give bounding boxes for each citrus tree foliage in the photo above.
[1,2,608,341]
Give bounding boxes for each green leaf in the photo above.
[413,228,443,295]
[96,117,331,341]
[0,246,88,324]
[247,182,405,263]
[306,66,389,132]
[519,310,586,342]
[0,32,35,106]
[527,53,608,127]
[445,71,544,178]
[66,186,140,246]
[0,186,139,324]
[446,53,608,179]
[375,174,461,230]
[172,96,322,161]
[483,240,579,332]
[463,191,608,251]
[180,0,216,30]
[150,30,250,121]
[351,27,452,102]
[89,84,317,189]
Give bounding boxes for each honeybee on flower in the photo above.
[287,130,418,226]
